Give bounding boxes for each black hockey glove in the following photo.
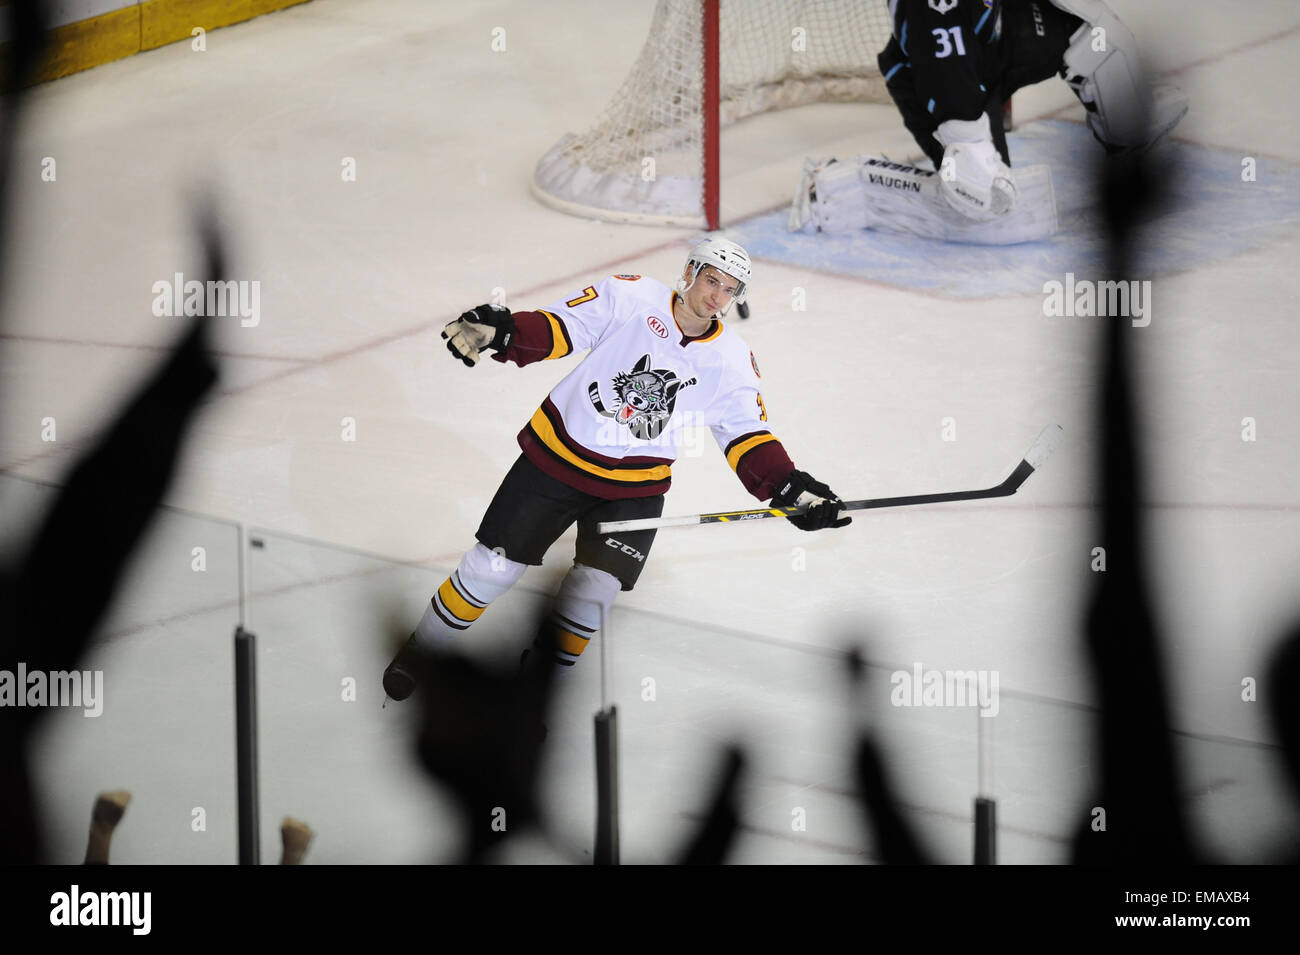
[442,303,515,367]
[772,469,852,531]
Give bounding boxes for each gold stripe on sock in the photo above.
[438,578,485,624]
[554,627,590,657]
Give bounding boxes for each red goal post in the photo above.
[530,0,899,230]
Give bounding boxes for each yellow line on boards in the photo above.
[0,0,312,86]
[140,0,311,51]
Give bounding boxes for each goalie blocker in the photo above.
[788,154,1057,245]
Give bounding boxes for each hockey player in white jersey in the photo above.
[790,0,1188,244]
[384,238,849,700]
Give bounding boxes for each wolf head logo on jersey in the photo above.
[587,354,696,441]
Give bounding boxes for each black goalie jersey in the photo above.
[879,0,1009,126]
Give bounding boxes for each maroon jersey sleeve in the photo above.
[492,309,575,368]
[724,432,797,501]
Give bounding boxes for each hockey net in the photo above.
[531,0,896,228]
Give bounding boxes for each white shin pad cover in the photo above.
[550,564,621,666]
[460,541,528,600]
[416,542,527,647]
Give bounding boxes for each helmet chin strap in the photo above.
[678,263,701,296]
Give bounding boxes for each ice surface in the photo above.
[2,0,1297,864]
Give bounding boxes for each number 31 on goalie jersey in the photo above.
[932,25,966,57]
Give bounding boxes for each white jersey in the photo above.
[500,274,792,500]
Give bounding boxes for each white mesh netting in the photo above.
[532,0,896,225]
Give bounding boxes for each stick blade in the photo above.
[1024,424,1064,471]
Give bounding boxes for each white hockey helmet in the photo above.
[681,237,752,305]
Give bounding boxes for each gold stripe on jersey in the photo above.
[438,578,485,625]
[694,321,724,344]
[527,407,673,485]
[726,432,778,472]
[668,291,726,344]
[538,310,573,361]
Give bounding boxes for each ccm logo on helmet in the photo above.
[605,537,646,562]
[647,315,669,339]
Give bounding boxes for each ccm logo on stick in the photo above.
[646,315,669,339]
[605,538,645,562]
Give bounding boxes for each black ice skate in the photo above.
[382,633,423,702]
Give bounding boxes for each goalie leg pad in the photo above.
[789,155,1058,245]
[789,156,873,233]
[1052,0,1187,150]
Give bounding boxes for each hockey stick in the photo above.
[597,424,1063,534]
